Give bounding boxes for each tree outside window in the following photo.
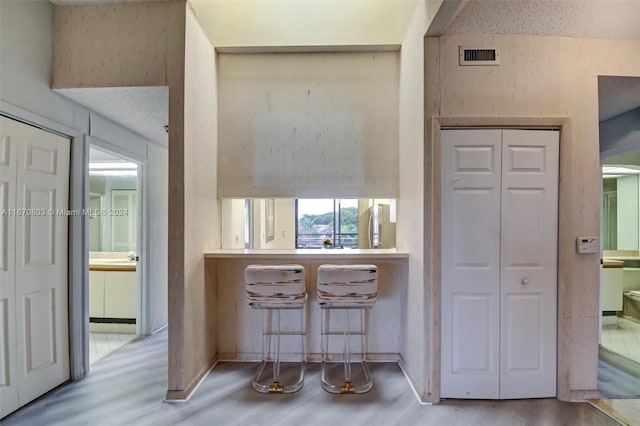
[296,199,358,248]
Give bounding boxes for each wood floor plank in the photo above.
[1,329,619,426]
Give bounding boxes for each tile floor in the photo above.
[89,332,136,364]
[591,399,640,426]
[602,317,640,364]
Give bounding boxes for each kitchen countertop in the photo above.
[603,256,640,270]
[205,248,409,259]
[89,252,137,271]
[603,259,624,268]
[604,257,640,261]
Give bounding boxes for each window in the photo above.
[296,199,358,248]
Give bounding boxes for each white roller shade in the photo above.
[217,51,399,198]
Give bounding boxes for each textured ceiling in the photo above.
[445,0,640,40]
[56,87,169,145]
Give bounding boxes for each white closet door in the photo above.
[0,116,19,417]
[14,121,70,407]
[0,116,70,417]
[499,129,558,399]
[441,128,558,400]
[441,129,502,399]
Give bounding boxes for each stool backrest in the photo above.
[245,264,306,307]
[317,264,377,305]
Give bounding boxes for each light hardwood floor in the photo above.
[1,329,619,426]
[598,360,640,399]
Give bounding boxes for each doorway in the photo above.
[599,158,640,398]
[440,128,559,399]
[597,75,640,399]
[88,146,140,364]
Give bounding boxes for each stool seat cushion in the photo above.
[317,264,377,307]
[245,264,306,308]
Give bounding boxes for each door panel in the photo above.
[441,129,502,399]
[25,144,58,175]
[500,129,558,399]
[23,289,56,373]
[503,189,544,267]
[24,188,55,266]
[504,293,542,372]
[452,294,492,373]
[13,119,70,411]
[0,117,19,417]
[452,189,495,267]
[0,298,10,382]
[0,182,8,271]
[441,128,558,400]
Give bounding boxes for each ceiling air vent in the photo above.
[459,46,500,66]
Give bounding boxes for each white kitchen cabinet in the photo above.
[89,271,105,317]
[104,271,137,319]
[89,270,136,319]
[602,265,624,311]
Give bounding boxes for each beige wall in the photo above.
[425,33,640,401]
[397,0,431,400]
[53,1,220,400]
[52,2,184,89]
[217,52,400,198]
[181,3,220,396]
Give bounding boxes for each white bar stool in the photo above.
[317,264,378,394]
[245,264,307,393]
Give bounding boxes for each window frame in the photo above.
[295,199,358,249]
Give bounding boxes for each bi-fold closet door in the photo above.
[440,128,559,399]
[0,116,70,418]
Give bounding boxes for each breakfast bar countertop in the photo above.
[204,248,409,259]
[205,248,409,361]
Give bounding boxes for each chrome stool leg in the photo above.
[317,264,377,394]
[320,306,373,394]
[251,307,306,393]
[246,264,306,394]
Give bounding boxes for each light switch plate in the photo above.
[576,236,599,254]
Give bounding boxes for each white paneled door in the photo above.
[441,129,558,399]
[0,116,70,418]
